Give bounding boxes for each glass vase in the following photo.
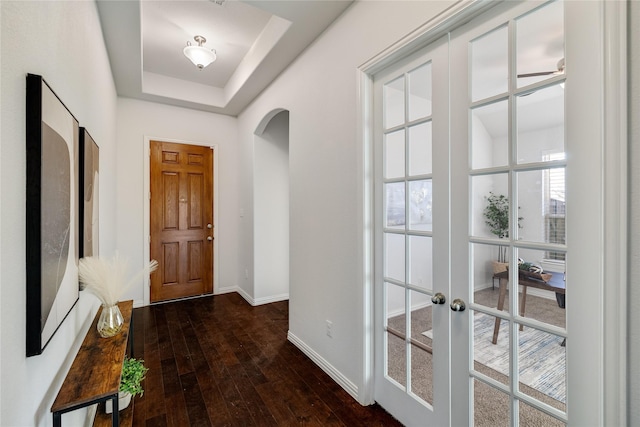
[97,303,124,338]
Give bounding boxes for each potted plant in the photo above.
[483,192,522,273]
[105,357,148,413]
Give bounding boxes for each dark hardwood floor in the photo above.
[131,293,401,427]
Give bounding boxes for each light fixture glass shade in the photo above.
[183,36,217,70]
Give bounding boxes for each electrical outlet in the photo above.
[326,320,333,338]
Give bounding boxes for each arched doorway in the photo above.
[253,109,290,302]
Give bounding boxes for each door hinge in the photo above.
[148,235,151,243]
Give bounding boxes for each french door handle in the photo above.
[431,293,446,304]
[450,298,466,312]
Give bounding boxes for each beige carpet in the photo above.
[387,287,566,426]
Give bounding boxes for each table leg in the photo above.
[129,309,134,358]
[53,412,61,427]
[111,395,119,427]
[492,278,508,344]
[519,286,527,331]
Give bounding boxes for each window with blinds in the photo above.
[544,152,565,261]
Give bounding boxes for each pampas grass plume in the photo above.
[79,252,158,306]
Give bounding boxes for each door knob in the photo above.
[207,223,213,229]
[431,293,446,304]
[207,236,213,241]
[450,298,466,312]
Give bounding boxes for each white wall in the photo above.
[237,0,456,401]
[0,1,118,425]
[115,98,240,304]
[254,110,289,303]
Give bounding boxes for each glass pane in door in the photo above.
[515,0,564,88]
[385,183,405,230]
[385,130,405,179]
[385,76,405,128]
[409,121,432,175]
[387,332,407,387]
[386,282,406,387]
[408,62,433,121]
[408,179,432,231]
[471,100,509,169]
[384,233,405,281]
[513,248,566,327]
[470,173,509,239]
[516,169,566,245]
[518,326,566,411]
[471,25,508,102]
[410,289,433,405]
[473,310,509,388]
[473,379,510,427]
[516,85,565,165]
[471,242,511,307]
[519,401,565,426]
[409,235,432,291]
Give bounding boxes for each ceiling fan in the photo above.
[517,57,565,78]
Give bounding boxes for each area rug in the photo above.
[422,311,566,403]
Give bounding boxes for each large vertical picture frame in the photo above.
[79,128,99,258]
[26,74,80,356]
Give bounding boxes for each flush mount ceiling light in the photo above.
[183,35,217,70]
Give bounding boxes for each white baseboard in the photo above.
[235,287,289,306]
[235,286,253,304]
[214,286,239,295]
[287,331,359,401]
[253,293,289,306]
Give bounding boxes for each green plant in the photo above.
[120,357,148,397]
[518,261,533,271]
[483,192,523,263]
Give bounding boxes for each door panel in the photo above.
[449,1,604,425]
[374,35,449,427]
[151,141,213,303]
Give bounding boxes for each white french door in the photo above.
[372,1,618,426]
[373,35,450,426]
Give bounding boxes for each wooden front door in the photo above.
[150,140,213,303]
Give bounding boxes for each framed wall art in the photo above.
[26,74,80,356]
[79,128,99,258]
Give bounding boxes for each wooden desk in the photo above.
[51,300,133,427]
[492,271,565,344]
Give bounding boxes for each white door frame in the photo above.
[142,136,220,306]
[357,1,627,424]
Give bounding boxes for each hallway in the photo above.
[130,294,400,426]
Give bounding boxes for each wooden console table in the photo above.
[51,300,134,427]
[492,271,565,345]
